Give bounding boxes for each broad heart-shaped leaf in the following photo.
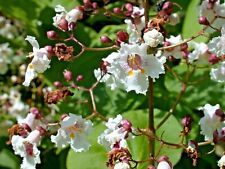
[123,109,183,169]
[182,0,208,42]
[0,149,20,169]
[66,122,107,169]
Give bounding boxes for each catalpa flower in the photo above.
[98,115,132,150]
[125,6,145,43]
[199,0,225,32]
[95,43,166,94]
[210,61,225,83]
[11,129,43,169]
[51,113,92,152]
[208,25,225,56]
[199,104,225,141]
[23,36,51,86]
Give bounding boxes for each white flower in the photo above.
[163,35,183,59]
[188,42,209,64]
[53,5,82,30]
[143,29,164,47]
[218,155,225,169]
[157,161,172,169]
[65,8,82,24]
[95,43,166,94]
[114,162,130,169]
[125,6,145,43]
[210,61,225,82]
[23,36,51,86]
[199,104,225,141]
[11,130,42,169]
[208,25,225,57]
[94,52,123,90]
[51,113,92,152]
[199,1,225,32]
[98,115,128,149]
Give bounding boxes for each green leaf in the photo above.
[66,123,107,169]
[182,0,208,42]
[123,109,183,168]
[0,149,20,169]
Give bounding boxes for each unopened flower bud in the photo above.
[100,35,112,43]
[208,53,220,64]
[92,2,97,9]
[125,3,133,12]
[54,81,63,88]
[182,115,192,128]
[148,166,156,169]
[120,119,132,133]
[58,18,68,31]
[63,70,73,81]
[116,31,129,45]
[162,1,173,15]
[47,30,57,40]
[76,75,84,82]
[198,16,209,25]
[113,7,122,14]
[83,0,93,9]
[215,109,225,121]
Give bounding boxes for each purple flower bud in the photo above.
[116,31,129,45]
[100,35,112,43]
[181,115,192,128]
[162,1,173,15]
[120,119,132,133]
[147,166,156,169]
[92,2,97,9]
[198,16,209,25]
[113,7,122,14]
[181,43,188,51]
[47,30,57,40]
[215,109,225,121]
[208,53,220,64]
[76,75,84,82]
[63,70,73,81]
[125,3,133,12]
[54,81,63,88]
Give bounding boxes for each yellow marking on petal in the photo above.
[28,52,34,58]
[70,133,75,139]
[128,70,134,76]
[28,63,33,69]
[140,69,145,74]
